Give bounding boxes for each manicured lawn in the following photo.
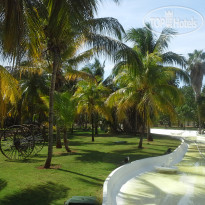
[0,131,181,205]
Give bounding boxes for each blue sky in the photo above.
[97,0,205,78]
[1,0,205,80]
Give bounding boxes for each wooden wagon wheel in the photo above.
[0,125,35,160]
[22,124,45,155]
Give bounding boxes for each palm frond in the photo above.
[162,51,186,68]
[154,28,177,52]
[83,17,125,40]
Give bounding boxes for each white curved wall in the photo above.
[102,133,189,205]
[151,129,198,137]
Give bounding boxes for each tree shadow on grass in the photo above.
[5,158,45,163]
[77,177,103,187]
[57,169,104,182]
[0,182,69,205]
[0,179,7,192]
[74,149,148,165]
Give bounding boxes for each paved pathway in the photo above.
[116,131,205,205]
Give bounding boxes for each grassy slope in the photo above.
[0,131,181,205]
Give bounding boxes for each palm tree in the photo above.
[108,24,188,148]
[81,58,105,134]
[54,92,76,152]
[0,65,20,127]
[0,0,43,64]
[41,1,135,168]
[18,68,49,124]
[73,80,111,142]
[82,58,105,82]
[187,50,205,133]
[42,92,76,152]
[123,23,186,70]
[108,53,185,148]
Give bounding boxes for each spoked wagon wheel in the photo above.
[23,124,45,155]
[0,125,35,160]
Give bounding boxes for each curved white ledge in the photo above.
[102,132,189,205]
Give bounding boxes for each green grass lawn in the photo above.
[0,131,181,205]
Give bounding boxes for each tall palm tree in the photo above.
[108,24,188,148]
[187,50,205,133]
[81,58,105,134]
[108,53,185,148]
[41,1,135,168]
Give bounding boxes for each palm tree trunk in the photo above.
[91,112,94,142]
[63,128,71,152]
[95,113,98,135]
[44,47,60,168]
[138,106,146,148]
[56,125,62,148]
[70,124,74,134]
[195,93,202,134]
[85,113,88,129]
[138,122,144,149]
[197,104,202,134]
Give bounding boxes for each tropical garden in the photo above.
[0,0,205,204]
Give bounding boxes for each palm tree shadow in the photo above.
[57,168,104,182]
[0,182,69,205]
[0,179,7,192]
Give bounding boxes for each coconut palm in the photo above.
[42,2,140,168]
[81,58,105,134]
[73,80,111,142]
[19,68,49,124]
[0,65,20,127]
[108,52,185,148]
[0,0,43,63]
[81,58,105,82]
[42,92,76,152]
[117,23,186,73]
[187,50,205,133]
[54,92,76,152]
[108,24,189,148]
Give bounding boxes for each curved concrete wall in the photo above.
[151,129,198,137]
[102,134,188,205]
